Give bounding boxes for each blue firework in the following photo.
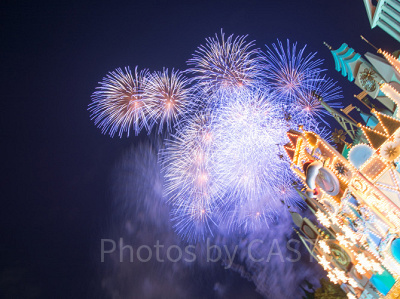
[263,39,324,102]
[160,112,224,240]
[90,32,341,240]
[290,74,343,127]
[210,89,293,232]
[170,198,216,241]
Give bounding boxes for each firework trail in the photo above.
[104,141,203,298]
[220,206,325,298]
[89,66,151,137]
[104,141,266,298]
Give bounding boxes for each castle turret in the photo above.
[327,42,400,113]
[363,0,400,43]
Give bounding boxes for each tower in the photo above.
[313,91,363,143]
[326,42,399,113]
[363,0,400,43]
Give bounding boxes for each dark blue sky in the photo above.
[1,1,398,298]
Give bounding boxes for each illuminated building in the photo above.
[324,41,400,115]
[285,41,400,297]
[285,112,400,297]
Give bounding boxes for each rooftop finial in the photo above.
[323,41,332,50]
[360,35,381,53]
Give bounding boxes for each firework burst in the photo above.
[187,31,263,96]
[263,39,324,101]
[90,31,343,240]
[146,68,191,133]
[291,74,343,126]
[160,112,224,240]
[89,66,151,137]
[210,89,292,231]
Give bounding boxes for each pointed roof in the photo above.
[330,43,362,82]
[365,52,396,82]
[284,144,295,161]
[372,109,400,136]
[358,123,388,149]
[373,123,385,134]
[287,130,301,148]
[379,49,400,77]
[360,111,378,128]
[285,130,302,162]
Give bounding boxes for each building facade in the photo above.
[285,45,400,298]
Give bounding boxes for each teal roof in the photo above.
[339,48,354,77]
[360,111,378,128]
[332,43,348,72]
[370,269,395,296]
[367,231,381,247]
[349,205,361,218]
[348,195,358,206]
[343,53,361,81]
[331,43,361,82]
[341,143,351,159]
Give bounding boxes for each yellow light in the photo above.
[319,240,330,254]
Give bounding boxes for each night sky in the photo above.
[1,1,398,298]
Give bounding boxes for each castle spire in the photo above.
[313,92,359,142]
[361,35,400,75]
[323,42,332,50]
[360,35,380,52]
[358,123,388,149]
[371,108,400,136]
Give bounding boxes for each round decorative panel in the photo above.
[359,67,377,92]
[330,243,351,270]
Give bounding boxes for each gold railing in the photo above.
[385,279,400,299]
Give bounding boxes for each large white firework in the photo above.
[211,89,292,232]
[160,112,224,240]
[90,31,343,240]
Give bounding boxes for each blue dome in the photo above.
[391,238,400,263]
[348,144,374,169]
